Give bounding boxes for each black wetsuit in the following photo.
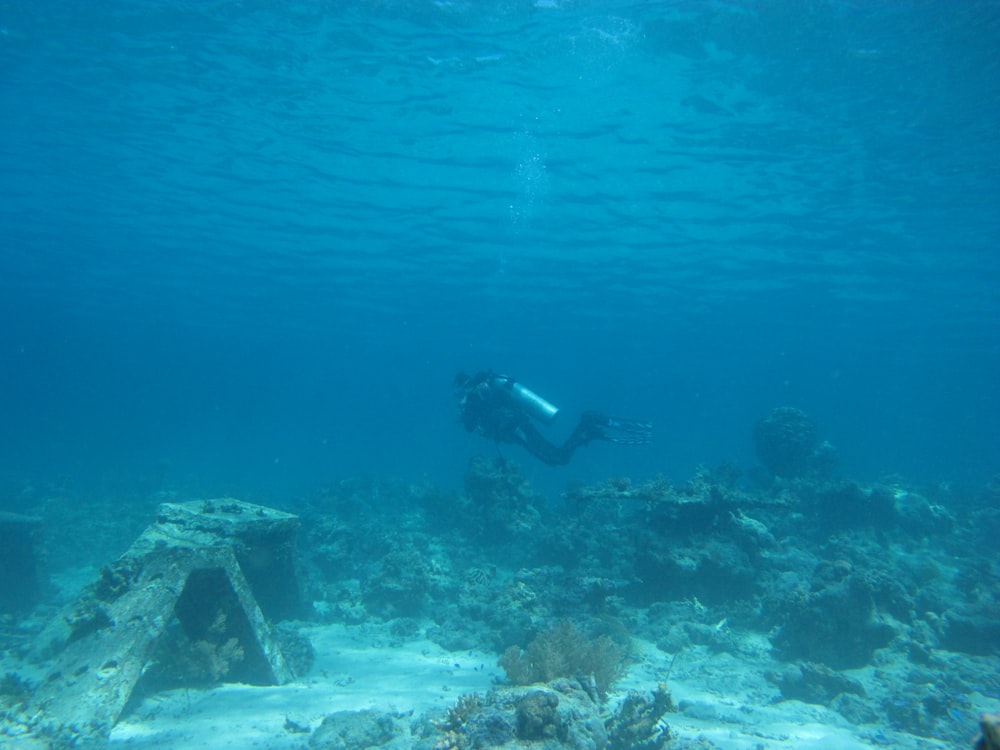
[456,371,649,466]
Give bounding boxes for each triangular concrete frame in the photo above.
[28,499,299,745]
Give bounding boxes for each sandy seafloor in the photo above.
[102,620,994,750]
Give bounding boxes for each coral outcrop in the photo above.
[423,680,673,750]
[753,406,836,478]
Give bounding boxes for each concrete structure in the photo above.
[26,499,301,745]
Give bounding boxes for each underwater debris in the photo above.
[21,499,301,745]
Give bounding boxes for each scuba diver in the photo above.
[453,370,652,466]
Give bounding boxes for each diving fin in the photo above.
[584,412,653,445]
[604,416,653,445]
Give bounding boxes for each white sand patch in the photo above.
[110,622,499,749]
[616,636,953,750]
[107,624,959,750]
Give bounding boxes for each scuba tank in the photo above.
[492,375,560,424]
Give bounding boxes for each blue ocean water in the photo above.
[1,0,998,501]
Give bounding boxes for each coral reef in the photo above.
[768,570,896,669]
[803,480,897,529]
[364,544,435,618]
[10,427,1000,749]
[515,690,563,741]
[462,456,548,544]
[284,459,1000,747]
[422,680,675,750]
[426,680,601,750]
[293,450,997,750]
